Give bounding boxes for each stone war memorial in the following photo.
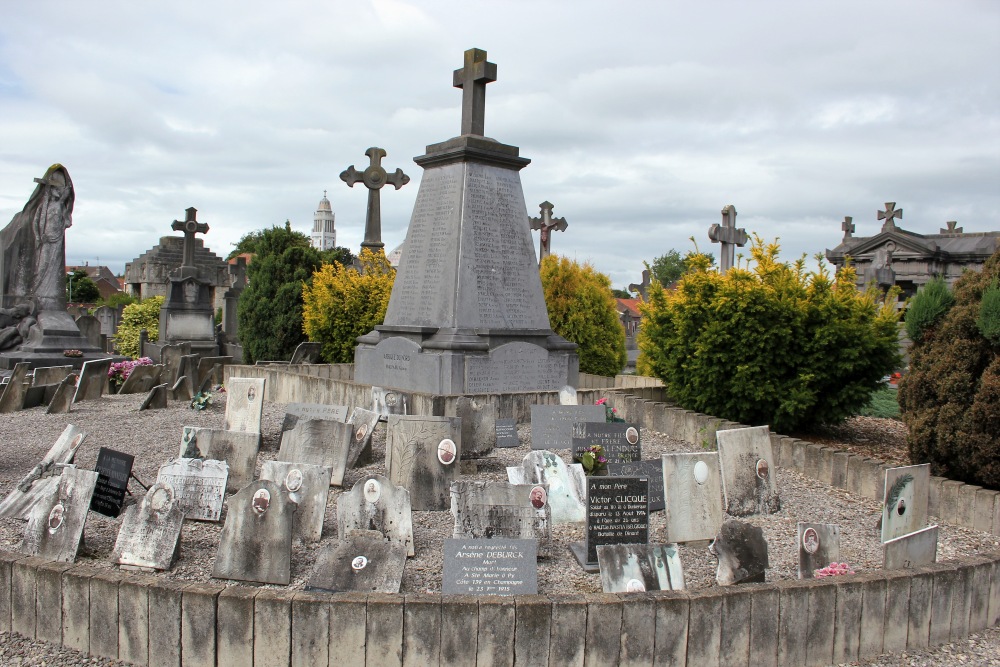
[352,47,579,395]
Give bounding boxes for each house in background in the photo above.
[66,263,123,301]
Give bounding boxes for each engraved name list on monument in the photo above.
[465,343,565,394]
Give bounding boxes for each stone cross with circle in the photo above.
[878,202,903,232]
[340,147,410,253]
[171,207,208,270]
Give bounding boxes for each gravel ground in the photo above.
[0,391,997,665]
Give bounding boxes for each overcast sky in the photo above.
[1,1,998,291]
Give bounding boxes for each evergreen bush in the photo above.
[302,249,395,363]
[113,296,164,359]
[899,250,1000,488]
[904,276,954,342]
[977,279,1000,345]
[637,236,900,433]
[540,255,627,377]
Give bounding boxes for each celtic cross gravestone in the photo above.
[340,147,410,253]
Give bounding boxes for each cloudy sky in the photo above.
[1,1,997,291]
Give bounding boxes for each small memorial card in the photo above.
[495,418,519,448]
[607,459,664,511]
[571,476,649,572]
[443,538,538,595]
[90,447,135,518]
[572,422,641,464]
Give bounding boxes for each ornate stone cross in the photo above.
[941,220,963,234]
[453,48,497,137]
[878,202,903,232]
[528,201,568,266]
[708,205,748,273]
[340,147,410,253]
[842,216,855,239]
[171,207,208,272]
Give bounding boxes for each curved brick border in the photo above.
[2,371,997,665]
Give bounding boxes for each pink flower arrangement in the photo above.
[814,562,855,578]
[109,357,153,384]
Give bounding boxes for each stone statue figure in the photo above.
[0,164,75,312]
[0,301,37,351]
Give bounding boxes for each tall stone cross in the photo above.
[878,202,903,232]
[453,48,497,136]
[171,207,208,274]
[842,216,855,239]
[340,147,410,253]
[528,201,568,266]
[708,205,748,273]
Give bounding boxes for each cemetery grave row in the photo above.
[0,388,970,600]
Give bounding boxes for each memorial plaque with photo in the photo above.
[193,429,260,493]
[506,450,586,524]
[450,481,551,554]
[495,418,519,448]
[716,425,781,516]
[597,543,685,593]
[607,459,664,511]
[20,467,99,563]
[155,458,229,521]
[372,386,410,420]
[306,533,407,594]
[223,377,266,433]
[259,460,332,543]
[347,407,380,468]
[572,422,641,464]
[337,475,414,557]
[277,418,351,487]
[662,452,724,543]
[213,479,295,585]
[797,522,841,579]
[881,463,930,543]
[530,405,605,450]
[571,477,649,571]
[385,415,461,511]
[443,538,538,595]
[445,396,496,457]
[112,482,183,571]
[90,447,135,518]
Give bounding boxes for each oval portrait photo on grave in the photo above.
[355,423,369,443]
[438,438,456,465]
[802,527,819,554]
[252,488,270,514]
[626,578,646,593]
[626,426,639,445]
[71,434,84,448]
[896,498,906,516]
[755,459,769,480]
[352,556,368,571]
[364,478,382,504]
[385,392,397,407]
[47,503,65,534]
[247,385,256,401]
[693,460,710,485]
[149,485,173,512]
[284,469,303,493]
[529,485,547,509]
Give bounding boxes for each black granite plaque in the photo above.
[495,418,518,448]
[443,538,538,595]
[607,460,664,511]
[572,422,641,464]
[530,405,605,450]
[90,447,135,518]
[571,477,649,569]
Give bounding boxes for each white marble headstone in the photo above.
[113,482,184,571]
[661,452,724,543]
[223,377,266,434]
[155,458,229,521]
[20,467,99,563]
[506,450,586,524]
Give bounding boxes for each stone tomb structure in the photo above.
[337,475,414,557]
[353,48,578,394]
[112,482,183,572]
[597,543,684,593]
[259,460,332,543]
[20,466,98,563]
[213,479,295,586]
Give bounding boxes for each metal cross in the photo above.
[340,147,410,253]
[878,202,903,232]
[171,207,208,270]
[941,220,963,234]
[708,205,748,273]
[453,48,497,137]
[842,216,855,239]
[528,201,568,266]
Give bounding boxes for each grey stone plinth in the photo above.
[584,593,622,667]
[549,594,587,667]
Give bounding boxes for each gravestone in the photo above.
[347,407,380,468]
[571,421,641,464]
[372,386,410,419]
[495,418,518,448]
[445,396,496,458]
[661,452,724,543]
[506,450,586,524]
[90,447,135,518]
[571,477,649,572]
[530,404,605,450]
[187,429,259,493]
[289,341,322,364]
[112,482,183,572]
[0,361,29,412]
[716,425,781,516]
[443,538,538,595]
[138,383,168,411]
[282,402,349,428]
[386,415,462,511]
[46,374,76,414]
[174,354,199,398]
[155,458,228,521]
[118,364,163,394]
[75,315,102,349]
[224,377,266,434]
[259,460,332,543]
[20,467,99,563]
[32,365,72,386]
[0,425,87,519]
[158,208,218,356]
[797,522,841,579]
[159,343,192,387]
[607,459,665,511]
[597,543,684,593]
[212,479,295,585]
[883,525,939,570]
[306,532,407,594]
[168,375,191,402]
[93,305,118,339]
[195,355,231,389]
[708,204,748,273]
[558,385,577,405]
[352,49,579,394]
[337,475,414,556]
[711,519,769,586]
[221,256,245,342]
[22,383,56,409]
[72,357,113,402]
[340,147,410,254]
[276,418,350,487]
[881,463,930,543]
[450,481,551,554]
[530,201,569,266]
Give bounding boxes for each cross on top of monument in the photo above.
[941,220,964,234]
[341,147,410,253]
[708,205,748,273]
[842,216,855,239]
[878,202,903,232]
[453,48,497,137]
[529,201,568,265]
[171,207,208,270]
